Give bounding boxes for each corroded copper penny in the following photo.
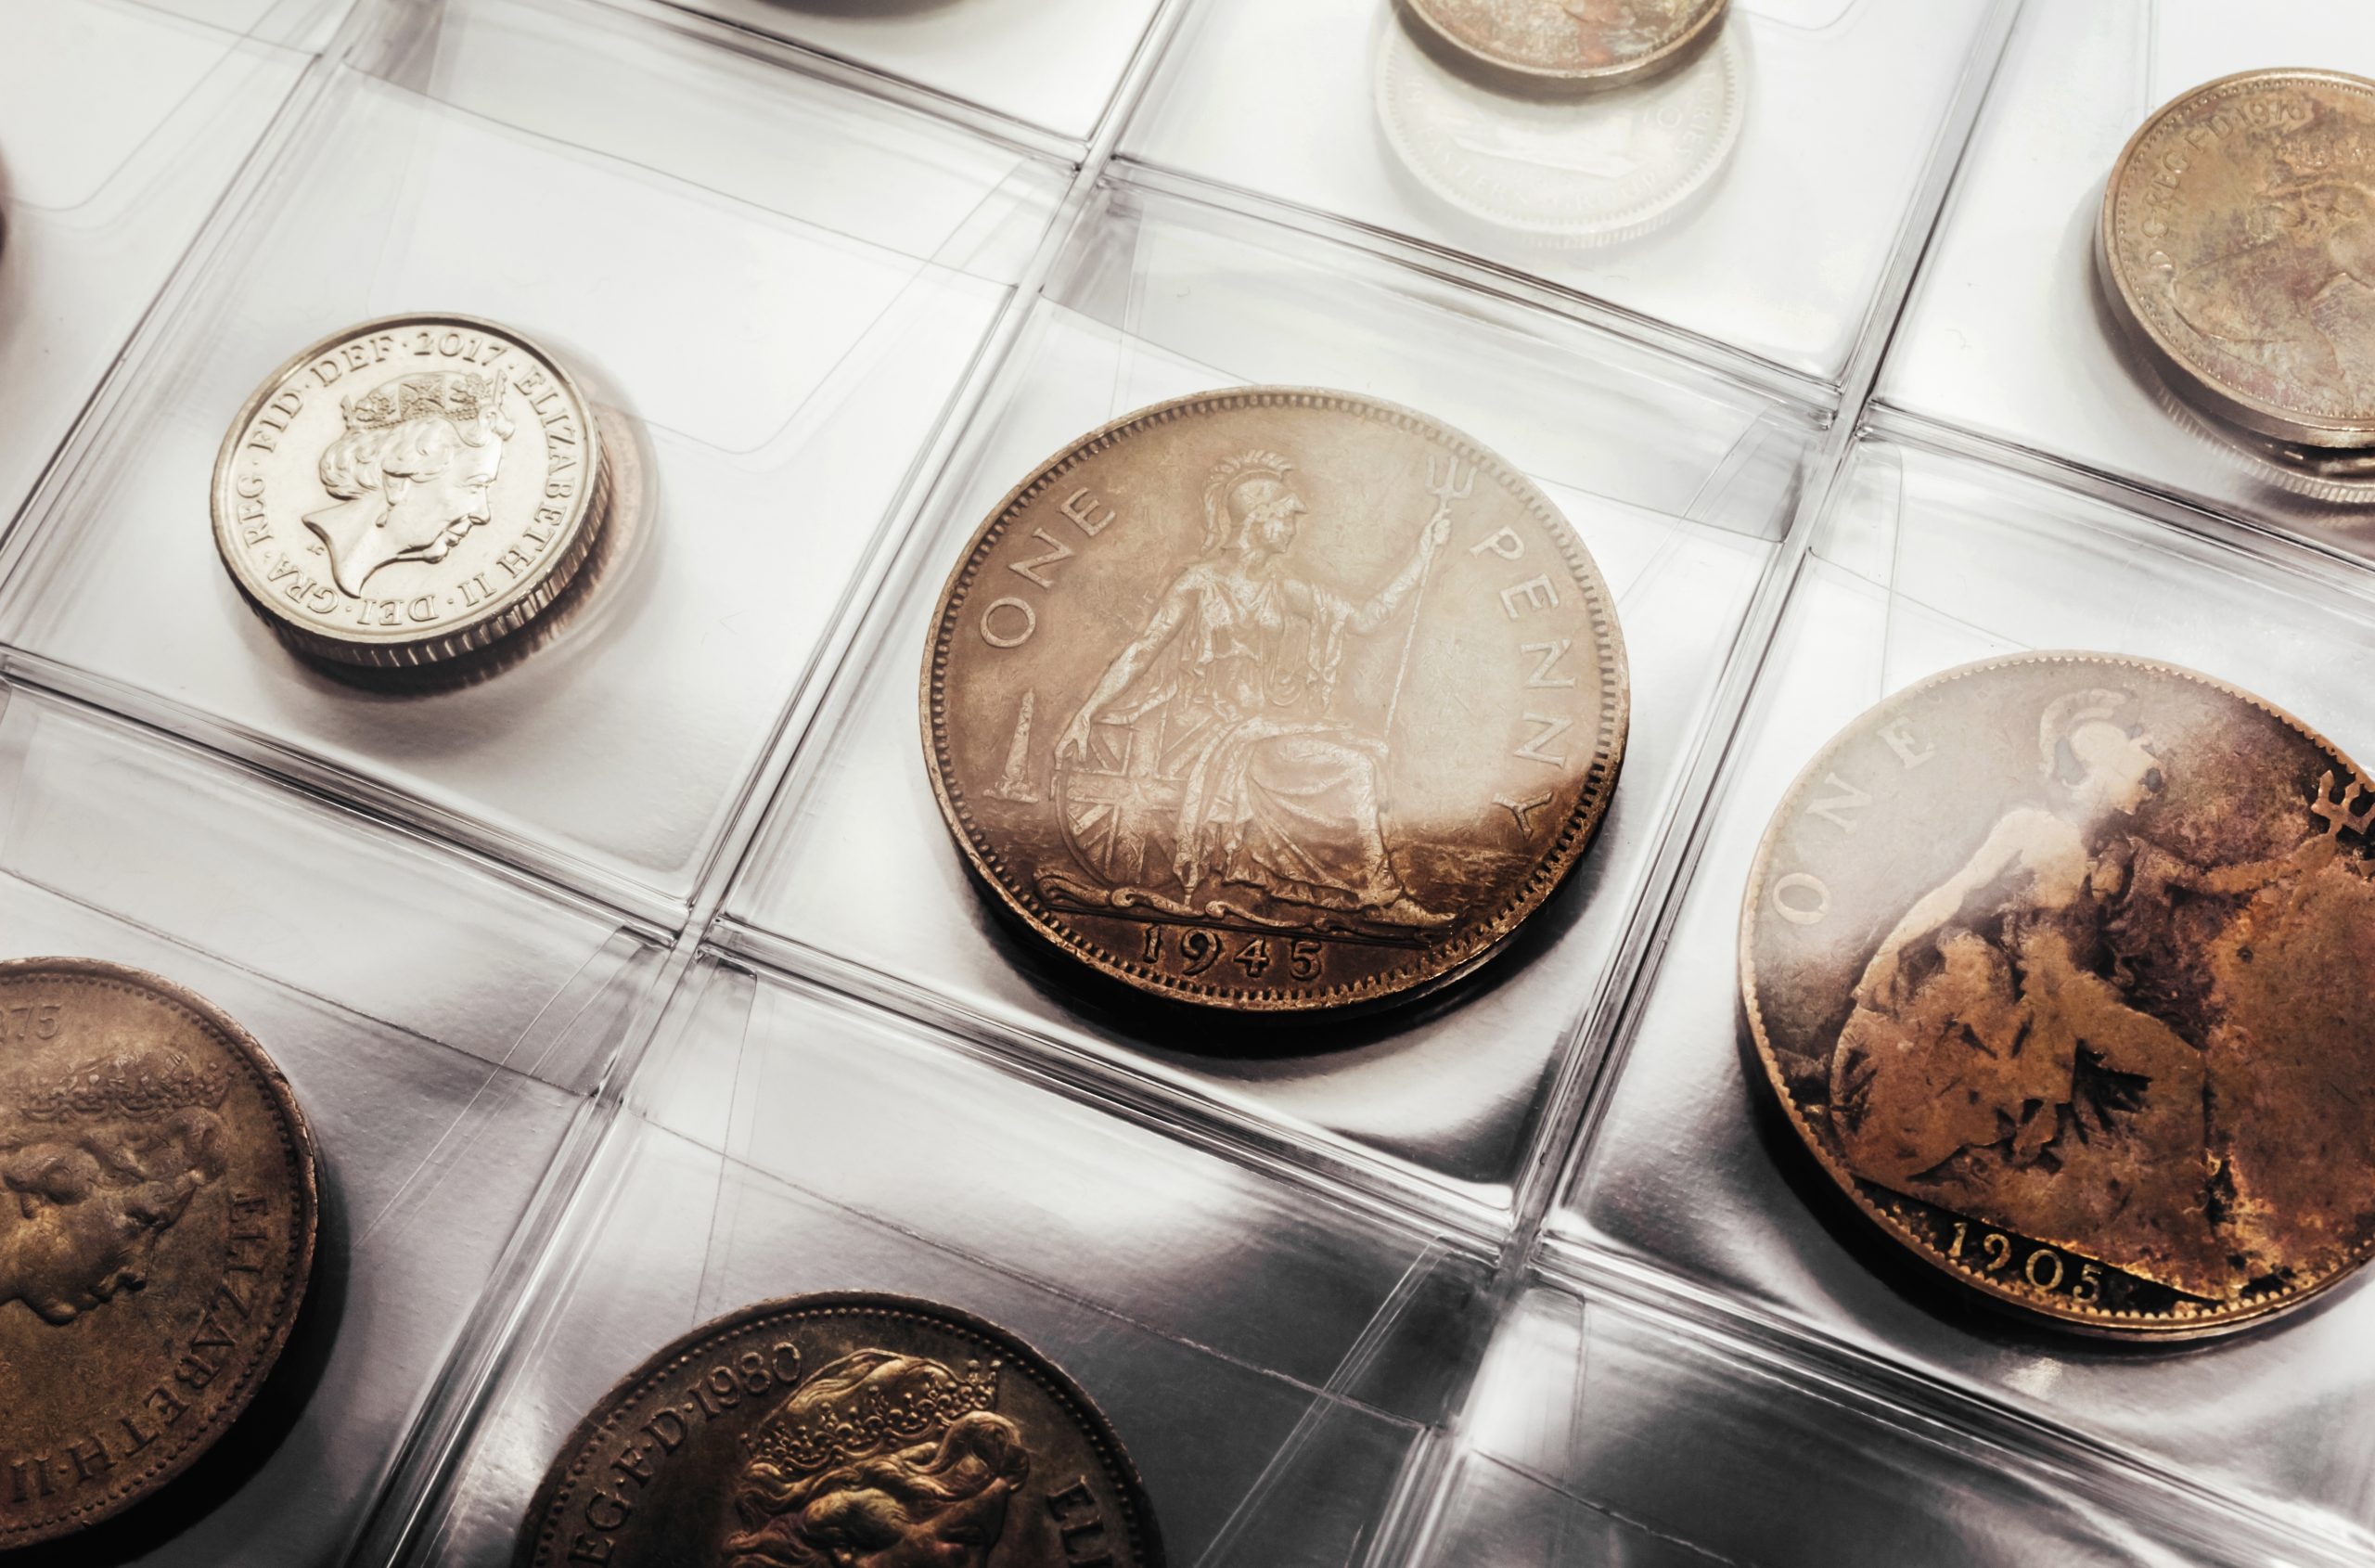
[1742,652,2375,1337]
[921,388,1628,1013]
[0,958,318,1546]
[2101,70,2375,449]
[1402,0,1727,85]
[516,1294,1162,1568]
[212,313,611,666]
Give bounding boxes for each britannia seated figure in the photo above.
[1053,449,1454,927]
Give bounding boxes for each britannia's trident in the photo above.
[1382,456,1476,739]
[2313,769,2375,840]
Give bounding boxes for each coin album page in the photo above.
[10,1,2375,1566]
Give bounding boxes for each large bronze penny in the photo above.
[1402,0,1727,86]
[0,958,318,1546]
[1742,652,2375,1337]
[2100,70,2375,449]
[921,387,1628,1013]
[212,314,611,666]
[516,1293,1162,1568]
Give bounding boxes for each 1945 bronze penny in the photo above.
[1742,653,2375,1337]
[2100,70,2375,449]
[1402,0,1727,85]
[212,313,612,666]
[516,1293,1162,1568]
[922,387,1629,1013]
[0,958,318,1546]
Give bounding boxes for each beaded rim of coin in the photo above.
[2099,68,2375,451]
[1739,650,2375,1339]
[919,386,1629,1015]
[514,1292,1165,1568]
[1377,17,1745,246]
[1402,0,1728,84]
[210,313,610,667]
[0,957,319,1547]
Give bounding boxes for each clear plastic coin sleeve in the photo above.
[10,0,2375,1563]
[1880,0,2375,560]
[0,0,327,546]
[0,679,665,1565]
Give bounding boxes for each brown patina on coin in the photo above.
[212,313,611,667]
[516,1293,1162,1568]
[0,958,318,1546]
[921,387,1628,1013]
[1402,0,1727,85]
[2100,70,2375,449]
[1742,652,2375,1337]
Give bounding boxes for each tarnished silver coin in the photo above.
[1404,0,1728,85]
[1380,14,1742,244]
[212,314,610,667]
[2099,70,2375,450]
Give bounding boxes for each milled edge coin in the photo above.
[211,313,610,667]
[0,957,319,1547]
[918,386,1630,1015]
[1740,651,2375,1339]
[1402,0,1727,85]
[2099,69,2375,450]
[514,1292,1164,1568]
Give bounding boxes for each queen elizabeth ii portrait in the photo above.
[302,366,516,596]
[0,1047,230,1326]
[723,1350,1027,1568]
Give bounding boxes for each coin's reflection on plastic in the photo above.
[300,404,651,696]
[1377,2,1744,248]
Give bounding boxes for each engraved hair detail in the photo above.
[1201,449,1296,555]
[740,1351,1001,1476]
[2267,110,2375,205]
[8,1047,231,1125]
[315,368,516,511]
[725,1351,1028,1568]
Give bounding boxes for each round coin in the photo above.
[1379,13,1743,245]
[516,1293,1162,1568]
[1741,652,2375,1337]
[0,958,318,1546]
[212,314,610,666]
[1402,0,1727,84]
[2100,70,2375,449]
[921,388,1628,1013]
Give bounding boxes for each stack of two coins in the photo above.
[211,315,615,671]
[2099,71,2375,483]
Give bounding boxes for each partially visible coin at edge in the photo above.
[0,958,318,1548]
[1402,0,1727,84]
[516,1293,1162,1568]
[2100,69,2375,450]
[212,313,611,667]
[1380,11,1743,245]
[1742,652,2375,1338]
[921,387,1629,1014]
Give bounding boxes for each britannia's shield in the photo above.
[1054,713,1187,889]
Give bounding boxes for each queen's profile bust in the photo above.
[723,1350,1028,1568]
[303,367,516,596]
[0,1047,229,1326]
